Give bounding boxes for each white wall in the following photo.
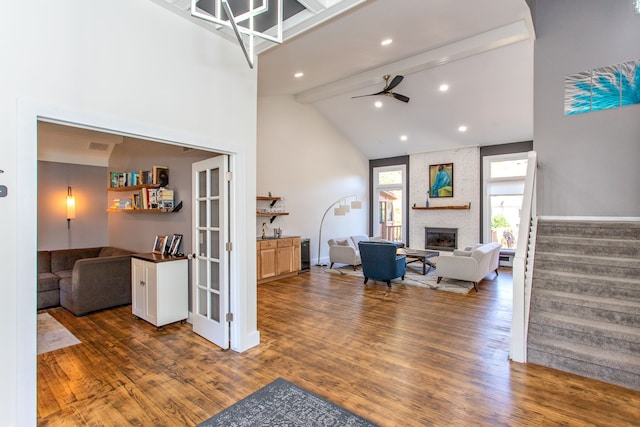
[409,147,481,249]
[257,96,369,264]
[534,0,640,216]
[1,0,258,424]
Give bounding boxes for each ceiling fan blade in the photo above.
[392,93,410,103]
[385,75,404,92]
[351,94,377,99]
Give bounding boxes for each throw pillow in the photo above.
[336,239,350,246]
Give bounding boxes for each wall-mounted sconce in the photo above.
[66,186,76,229]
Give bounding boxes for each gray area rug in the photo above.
[37,313,81,355]
[327,263,474,294]
[197,378,378,426]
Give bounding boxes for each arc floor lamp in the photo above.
[316,195,362,266]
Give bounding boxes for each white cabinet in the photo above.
[131,253,188,330]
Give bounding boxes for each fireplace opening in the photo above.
[425,227,458,251]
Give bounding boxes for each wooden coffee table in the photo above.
[401,248,439,275]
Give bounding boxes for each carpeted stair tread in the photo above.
[527,335,640,373]
[534,251,640,268]
[535,235,640,257]
[529,312,640,353]
[536,221,640,240]
[531,273,640,301]
[532,269,640,289]
[531,289,640,314]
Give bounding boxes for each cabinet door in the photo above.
[277,246,294,275]
[145,262,158,326]
[293,244,301,271]
[131,258,147,318]
[260,247,277,278]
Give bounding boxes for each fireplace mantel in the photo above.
[412,202,470,210]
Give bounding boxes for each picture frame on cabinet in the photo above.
[152,235,168,254]
[168,234,183,256]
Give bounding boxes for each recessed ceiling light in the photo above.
[400,135,408,141]
[439,84,449,92]
[294,72,304,78]
[381,38,393,46]
[458,125,468,132]
[374,101,383,108]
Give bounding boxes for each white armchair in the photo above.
[328,235,382,269]
[436,242,501,292]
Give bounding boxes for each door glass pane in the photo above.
[210,168,220,197]
[198,171,207,198]
[198,200,207,227]
[198,230,208,257]
[376,190,403,242]
[209,293,220,322]
[197,288,207,316]
[197,259,207,287]
[210,230,220,259]
[210,199,220,227]
[490,195,524,249]
[209,262,220,291]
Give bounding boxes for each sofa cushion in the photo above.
[54,270,72,281]
[38,251,52,274]
[38,272,60,292]
[336,239,350,246]
[51,247,102,272]
[99,246,133,257]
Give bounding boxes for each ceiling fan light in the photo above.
[374,101,383,108]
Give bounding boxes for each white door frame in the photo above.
[14,99,254,423]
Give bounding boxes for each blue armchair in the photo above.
[358,241,406,287]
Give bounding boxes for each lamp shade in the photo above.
[350,200,362,209]
[66,187,76,220]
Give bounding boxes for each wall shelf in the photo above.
[257,196,288,223]
[107,184,160,192]
[412,202,471,210]
[107,208,177,213]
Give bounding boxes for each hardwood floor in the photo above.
[38,268,640,426]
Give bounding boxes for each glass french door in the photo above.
[191,155,229,349]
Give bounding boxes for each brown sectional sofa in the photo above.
[37,246,134,315]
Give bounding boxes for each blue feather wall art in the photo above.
[564,59,640,115]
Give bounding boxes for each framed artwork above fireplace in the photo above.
[429,163,453,197]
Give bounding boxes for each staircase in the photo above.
[527,219,640,390]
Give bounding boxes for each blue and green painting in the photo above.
[564,59,640,115]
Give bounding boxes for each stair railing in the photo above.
[510,150,537,363]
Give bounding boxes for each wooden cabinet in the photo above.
[257,237,301,284]
[131,253,188,330]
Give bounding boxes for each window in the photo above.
[483,154,528,249]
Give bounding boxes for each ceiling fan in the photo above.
[352,74,410,103]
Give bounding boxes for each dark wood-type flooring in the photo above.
[38,267,640,426]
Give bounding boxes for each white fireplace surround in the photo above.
[409,147,481,250]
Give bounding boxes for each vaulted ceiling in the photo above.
[39,1,534,163]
